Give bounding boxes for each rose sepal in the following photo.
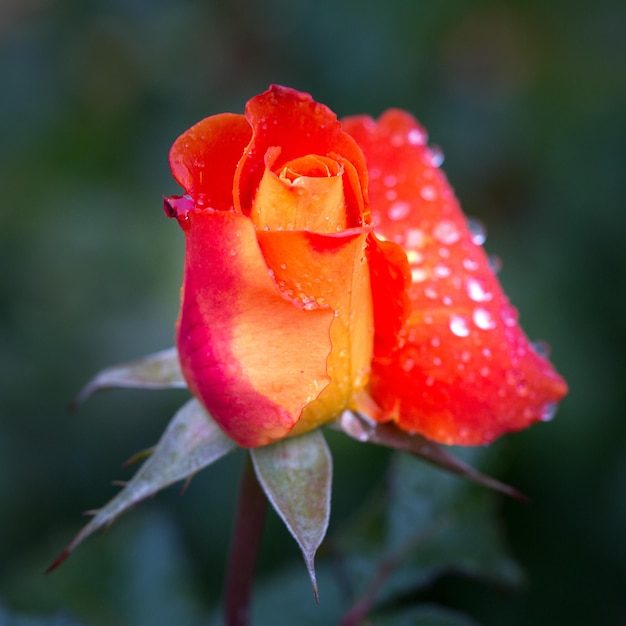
[250,430,332,601]
[47,398,236,572]
[337,408,525,501]
[72,347,186,408]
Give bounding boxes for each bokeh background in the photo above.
[1,0,624,624]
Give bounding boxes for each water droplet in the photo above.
[442,295,453,306]
[473,308,496,330]
[402,356,415,372]
[407,127,427,145]
[406,249,423,265]
[433,356,442,366]
[411,268,428,283]
[460,350,471,363]
[500,306,518,327]
[431,336,441,347]
[425,376,435,386]
[450,315,470,337]
[384,175,397,187]
[462,257,480,272]
[488,255,502,274]
[466,277,492,302]
[438,247,451,259]
[229,249,237,256]
[424,285,438,299]
[405,228,426,249]
[479,366,490,377]
[388,201,411,221]
[385,189,398,201]
[540,402,557,422]
[531,340,551,358]
[467,218,487,245]
[420,185,437,201]
[433,264,451,278]
[427,145,445,167]
[433,220,460,245]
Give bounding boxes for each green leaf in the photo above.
[250,430,332,601]
[72,347,186,407]
[338,451,524,612]
[338,411,524,500]
[48,399,236,571]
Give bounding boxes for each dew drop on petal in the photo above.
[411,268,428,283]
[420,185,437,201]
[402,356,415,372]
[467,218,487,245]
[427,145,445,167]
[450,315,471,337]
[384,175,397,187]
[466,277,492,302]
[407,127,427,145]
[488,254,502,274]
[433,264,451,278]
[388,201,411,221]
[462,257,480,272]
[531,340,551,358]
[406,249,423,265]
[473,307,496,330]
[433,220,461,245]
[500,306,518,327]
[540,402,558,422]
[405,228,426,249]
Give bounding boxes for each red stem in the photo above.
[224,454,267,626]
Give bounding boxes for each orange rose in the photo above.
[165,85,567,448]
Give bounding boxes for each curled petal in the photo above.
[236,85,369,227]
[177,211,334,447]
[343,111,567,445]
[169,112,252,211]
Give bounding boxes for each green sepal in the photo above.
[47,399,236,572]
[72,347,186,407]
[250,430,332,601]
[338,410,525,500]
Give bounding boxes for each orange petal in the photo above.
[251,154,348,233]
[235,85,369,227]
[256,228,374,435]
[169,112,251,211]
[176,211,334,447]
[343,110,568,445]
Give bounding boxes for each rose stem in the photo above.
[224,454,267,626]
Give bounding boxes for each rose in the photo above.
[165,85,567,448]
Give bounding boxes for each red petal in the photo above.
[343,111,567,445]
[176,211,334,448]
[169,112,252,210]
[235,85,369,227]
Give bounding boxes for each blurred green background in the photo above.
[1,0,624,624]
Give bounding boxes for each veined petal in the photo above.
[177,211,334,447]
[169,112,252,211]
[235,85,369,227]
[256,228,374,436]
[343,111,567,445]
